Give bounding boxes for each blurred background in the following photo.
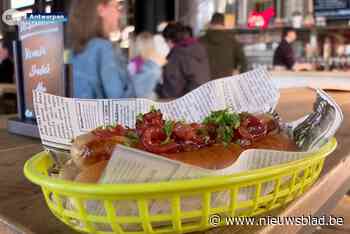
[1,0,350,69]
[1,0,350,115]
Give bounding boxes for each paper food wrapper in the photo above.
[33,68,343,226]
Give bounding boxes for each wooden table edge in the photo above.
[0,214,35,234]
[257,153,350,234]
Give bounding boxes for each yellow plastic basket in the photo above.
[24,138,336,234]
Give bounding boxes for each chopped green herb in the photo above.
[216,126,234,147]
[96,122,118,130]
[203,109,240,146]
[161,120,174,145]
[124,131,139,147]
[203,109,240,127]
[122,141,131,147]
[150,105,158,113]
[239,112,251,121]
[106,123,117,130]
[126,131,139,140]
[179,119,186,124]
[96,125,105,130]
[196,127,208,136]
[136,113,144,122]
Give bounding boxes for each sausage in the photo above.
[141,127,180,154]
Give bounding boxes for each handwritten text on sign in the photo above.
[19,22,64,118]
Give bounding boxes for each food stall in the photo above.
[271,70,350,91]
[179,0,350,75]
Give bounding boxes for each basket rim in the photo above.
[23,138,337,196]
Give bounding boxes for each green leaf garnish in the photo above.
[96,122,118,131]
[203,109,240,127]
[123,131,139,147]
[179,118,186,124]
[216,126,233,147]
[106,123,117,130]
[122,141,131,147]
[136,113,144,122]
[203,109,240,146]
[150,105,158,113]
[239,112,251,121]
[126,131,138,140]
[196,127,208,136]
[161,120,174,145]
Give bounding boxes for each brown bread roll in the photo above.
[71,133,126,169]
[74,160,108,183]
[164,133,297,170]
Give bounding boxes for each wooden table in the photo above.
[0,88,350,234]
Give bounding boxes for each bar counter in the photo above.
[0,88,349,234]
[271,71,349,78]
[271,71,350,90]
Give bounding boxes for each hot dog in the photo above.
[71,109,297,171]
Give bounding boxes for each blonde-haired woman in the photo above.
[68,0,161,99]
[128,32,166,99]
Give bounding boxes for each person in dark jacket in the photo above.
[273,27,312,71]
[0,38,14,83]
[273,27,297,70]
[199,13,247,79]
[157,22,210,99]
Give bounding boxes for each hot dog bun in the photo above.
[163,144,243,170]
[247,133,297,151]
[71,133,126,169]
[75,160,108,183]
[164,133,297,170]
[71,133,296,183]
